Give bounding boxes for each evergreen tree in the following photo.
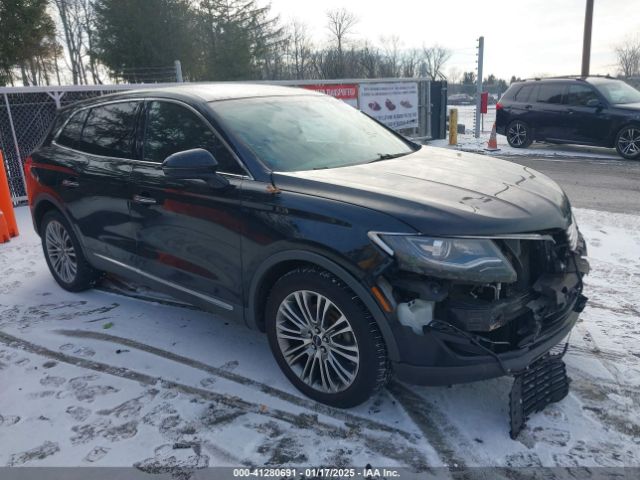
[0,0,58,86]
[93,0,197,82]
[197,0,285,81]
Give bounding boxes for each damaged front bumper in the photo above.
[392,292,586,385]
[377,234,590,386]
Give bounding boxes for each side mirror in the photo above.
[162,148,229,188]
[586,98,603,108]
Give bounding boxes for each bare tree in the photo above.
[447,66,462,84]
[289,19,312,79]
[615,36,640,78]
[422,44,451,80]
[325,8,358,77]
[52,0,102,85]
[380,35,401,77]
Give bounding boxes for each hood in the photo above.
[614,102,640,112]
[272,146,572,236]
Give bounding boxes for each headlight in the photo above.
[566,213,579,251]
[369,232,517,283]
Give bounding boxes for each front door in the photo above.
[130,100,248,319]
[563,84,611,145]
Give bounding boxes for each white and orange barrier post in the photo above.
[0,150,19,243]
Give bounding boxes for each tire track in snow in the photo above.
[387,381,488,469]
[0,330,430,470]
[56,328,416,439]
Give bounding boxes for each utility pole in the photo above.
[581,0,594,77]
[475,36,484,139]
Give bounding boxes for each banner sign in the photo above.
[359,82,419,129]
[303,84,359,107]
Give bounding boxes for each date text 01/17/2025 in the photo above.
[232,467,401,478]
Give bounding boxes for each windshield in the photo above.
[595,80,640,105]
[211,95,415,171]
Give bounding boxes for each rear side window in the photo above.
[76,102,140,158]
[565,84,599,106]
[514,85,536,102]
[143,101,243,175]
[536,84,564,104]
[56,109,88,149]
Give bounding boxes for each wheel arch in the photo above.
[33,195,67,236]
[614,121,640,155]
[32,194,89,252]
[246,250,400,362]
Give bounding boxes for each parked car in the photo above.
[26,84,589,407]
[496,76,640,159]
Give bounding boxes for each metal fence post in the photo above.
[3,93,27,197]
[175,60,183,83]
[426,81,432,140]
[475,36,484,138]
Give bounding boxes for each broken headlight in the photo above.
[369,233,517,283]
[566,213,579,251]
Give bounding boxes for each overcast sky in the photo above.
[269,0,638,80]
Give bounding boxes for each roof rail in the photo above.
[522,74,614,81]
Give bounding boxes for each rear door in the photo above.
[504,84,538,129]
[532,83,567,140]
[130,99,247,318]
[57,100,141,263]
[563,83,611,145]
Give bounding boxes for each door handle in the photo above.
[567,109,575,115]
[132,194,157,205]
[61,178,79,188]
[524,104,533,110]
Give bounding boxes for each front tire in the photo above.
[41,210,102,292]
[265,268,389,408]
[506,120,533,148]
[615,125,640,160]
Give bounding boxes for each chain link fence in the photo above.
[1,79,445,204]
[1,87,128,203]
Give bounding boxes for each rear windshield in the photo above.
[595,81,640,105]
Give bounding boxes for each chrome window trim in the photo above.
[51,141,252,181]
[93,253,234,311]
[52,96,253,179]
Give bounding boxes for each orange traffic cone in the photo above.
[486,122,500,151]
[0,211,10,243]
[0,150,19,237]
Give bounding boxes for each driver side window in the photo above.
[143,101,244,175]
[565,85,599,106]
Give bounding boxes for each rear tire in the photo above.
[615,125,640,160]
[506,120,533,148]
[41,210,102,292]
[265,267,390,408]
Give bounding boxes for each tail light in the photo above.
[24,156,35,179]
[496,102,504,110]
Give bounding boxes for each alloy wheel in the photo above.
[507,122,528,147]
[617,127,640,158]
[45,220,77,283]
[275,290,360,393]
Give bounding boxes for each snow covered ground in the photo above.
[429,133,620,160]
[0,205,639,472]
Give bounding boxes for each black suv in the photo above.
[496,76,640,159]
[26,84,589,407]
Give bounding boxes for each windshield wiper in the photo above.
[368,152,411,163]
